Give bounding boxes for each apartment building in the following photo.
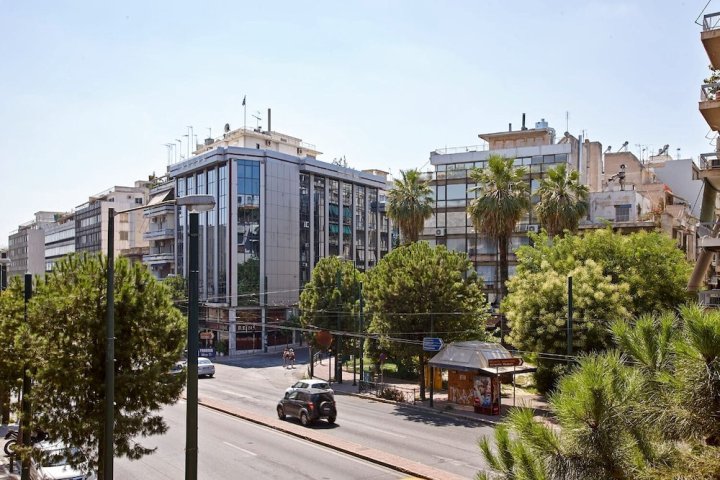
[168,123,392,353]
[143,179,176,279]
[74,182,150,256]
[44,212,75,272]
[420,117,602,305]
[7,211,64,279]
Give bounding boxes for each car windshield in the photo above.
[199,358,211,365]
[313,382,329,389]
[41,448,75,467]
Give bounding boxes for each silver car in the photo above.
[30,441,96,480]
[285,379,332,397]
[198,357,215,378]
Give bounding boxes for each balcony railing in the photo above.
[143,204,175,217]
[143,228,175,240]
[701,152,720,170]
[701,83,720,102]
[704,12,720,31]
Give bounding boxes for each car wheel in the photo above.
[208,373,214,378]
[300,411,311,427]
[277,406,286,420]
[327,416,336,424]
[3,439,17,455]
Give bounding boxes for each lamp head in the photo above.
[176,194,216,213]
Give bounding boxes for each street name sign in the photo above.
[423,337,444,352]
[487,357,523,367]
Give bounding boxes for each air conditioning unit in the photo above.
[301,262,308,268]
[527,224,540,233]
[304,243,310,248]
[300,187,309,195]
[435,228,446,236]
[265,139,272,146]
[302,221,310,228]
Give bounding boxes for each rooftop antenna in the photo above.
[252,111,262,129]
[566,111,569,133]
[176,138,183,161]
[677,147,681,160]
[163,143,174,164]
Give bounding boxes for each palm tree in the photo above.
[535,164,589,237]
[467,155,529,301]
[386,169,434,244]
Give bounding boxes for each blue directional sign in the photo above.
[423,337,444,352]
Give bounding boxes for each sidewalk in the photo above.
[310,356,550,426]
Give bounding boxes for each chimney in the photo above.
[521,113,527,130]
[267,108,272,133]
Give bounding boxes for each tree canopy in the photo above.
[511,229,692,317]
[298,256,362,346]
[479,305,720,480]
[535,163,589,236]
[363,242,490,398]
[0,254,187,477]
[386,169,434,244]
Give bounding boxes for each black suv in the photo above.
[277,388,337,426]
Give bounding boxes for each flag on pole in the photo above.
[242,95,246,106]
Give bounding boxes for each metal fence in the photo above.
[359,380,418,404]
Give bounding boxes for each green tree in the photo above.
[0,277,27,424]
[480,352,660,480]
[298,257,362,357]
[513,229,692,317]
[468,155,529,301]
[386,169,434,244]
[161,275,187,302]
[22,254,186,478]
[535,163,589,237]
[363,242,489,399]
[504,259,630,355]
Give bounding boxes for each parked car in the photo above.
[30,441,96,480]
[277,388,337,426]
[284,379,332,397]
[198,357,215,378]
[169,360,186,375]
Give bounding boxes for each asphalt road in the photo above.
[115,400,409,480]
[204,351,493,478]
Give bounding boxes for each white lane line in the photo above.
[223,441,257,456]
[338,418,406,438]
[220,389,251,399]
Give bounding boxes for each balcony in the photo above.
[143,228,175,240]
[144,249,174,264]
[698,289,720,308]
[702,12,720,69]
[700,83,720,131]
[699,152,720,191]
[143,204,175,217]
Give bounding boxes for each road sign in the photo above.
[488,357,523,367]
[199,331,214,340]
[422,337,444,352]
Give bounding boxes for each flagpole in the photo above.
[243,96,247,131]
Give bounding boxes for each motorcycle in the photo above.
[3,428,47,455]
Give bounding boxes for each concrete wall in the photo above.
[651,159,704,218]
[588,190,651,223]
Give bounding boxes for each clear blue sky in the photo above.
[0,0,714,244]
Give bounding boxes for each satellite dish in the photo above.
[224,123,230,133]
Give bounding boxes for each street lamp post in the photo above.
[176,195,215,480]
[20,274,32,480]
[103,194,214,480]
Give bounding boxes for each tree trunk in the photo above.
[0,388,9,424]
[498,234,509,302]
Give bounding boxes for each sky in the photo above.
[0,0,715,244]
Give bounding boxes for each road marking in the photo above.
[220,389,250,399]
[339,418,407,438]
[223,441,257,456]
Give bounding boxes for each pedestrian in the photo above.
[289,348,295,369]
[282,347,289,368]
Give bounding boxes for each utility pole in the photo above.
[262,276,268,353]
[335,270,342,384]
[358,281,364,393]
[103,209,115,480]
[20,274,32,480]
[567,276,573,365]
[429,313,434,408]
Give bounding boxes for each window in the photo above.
[135,197,143,205]
[615,204,631,222]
